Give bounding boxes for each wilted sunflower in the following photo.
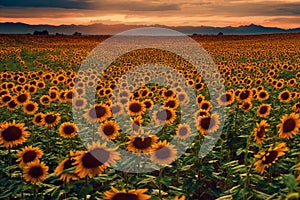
[176,123,191,139]
[16,146,43,167]
[43,112,61,128]
[127,134,158,153]
[54,151,79,183]
[84,103,111,123]
[99,120,120,140]
[152,107,176,125]
[254,142,289,174]
[278,90,291,103]
[277,112,300,139]
[104,186,151,200]
[217,92,235,106]
[23,101,38,115]
[150,140,177,165]
[128,100,146,116]
[253,120,269,144]
[0,121,29,148]
[74,141,120,178]
[23,161,49,184]
[196,113,220,135]
[257,104,271,117]
[58,122,78,138]
[33,112,45,126]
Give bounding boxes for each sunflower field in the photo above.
[0,33,299,200]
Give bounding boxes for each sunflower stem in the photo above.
[158,168,163,200]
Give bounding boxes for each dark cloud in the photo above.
[0,0,180,11]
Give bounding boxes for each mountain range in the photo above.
[0,22,300,35]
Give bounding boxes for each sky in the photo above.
[0,0,300,28]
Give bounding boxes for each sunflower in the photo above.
[240,101,252,112]
[74,141,120,178]
[277,113,300,139]
[128,100,146,116]
[16,146,43,167]
[257,90,269,101]
[152,107,176,125]
[217,92,235,106]
[238,89,252,102]
[130,116,143,133]
[254,142,288,174]
[111,103,124,115]
[43,112,61,128]
[33,112,45,126]
[199,100,212,111]
[176,123,191,140]
[40,95,51,106]
[257,104,271,117]
[150,140,177,165]
[177,92,189,105]
[7,99,19,111]
[143,99,154,110]
[23,161,49,184]
[278,90,291,103]
[0,121,29,148]
[54,151,79,183]
[127,134,158,153]
[15,92,30,105]
[163,97,179,109]
[104,186,151,200]
[194,109,209,119]
[73,98,87,110]
[84,103,112,123]
[99,120,120,140]
[196,94,205,105]
[174,196,186,200]
[253,120,269,144]
[196,113,220,135]
[58,122,78,138]
[23,101,39,115]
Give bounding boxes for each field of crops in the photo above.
[0,33,299,200]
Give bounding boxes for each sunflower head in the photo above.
[0,121,29,148]
[23,161,49,184]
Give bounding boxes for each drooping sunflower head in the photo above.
[253,120,269,144]
[16,146,43,167]
[0,121,29,148]
[54,151,79,183]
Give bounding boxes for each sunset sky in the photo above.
[0,0,300,28]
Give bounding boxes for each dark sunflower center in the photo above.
[26,104,35,111]
[201,103,209,110]
[45,115,57,124]
[256,127,265,138]
[164,90,173,97]
[2,96,11,102]
[178,94,185,101]
[281,92,289,100]
[156,109,172,121]
[259,106,268,114]
[262,150,278,164]
[112,193,139,200]
[221,94,232,102]
[35,115,43,123]
[75,100,84,107]
[8,100,17,108]
[50,92,56,99]
[200,117,214,130]
[179,127,188,136]
[66,92,74,99]
[133,137,152,149]
[17,94,27,103]
[29,166,43,178]
[82,148,109,168]
[23,151,37,163]
[155,146,171,159]
[240,90,250,100]
[129,103,142,113]
[2,126,22,141]
[243,103,250,110]
[283,118,296,133]
[112,105,121,113]
[103,125,115,136]
[63,158,75,170]
[94,106,107,118]
[63,126,75,135]
[259,92,267,98]
[165,100,176,108]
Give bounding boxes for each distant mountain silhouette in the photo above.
[0,22,299,35]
